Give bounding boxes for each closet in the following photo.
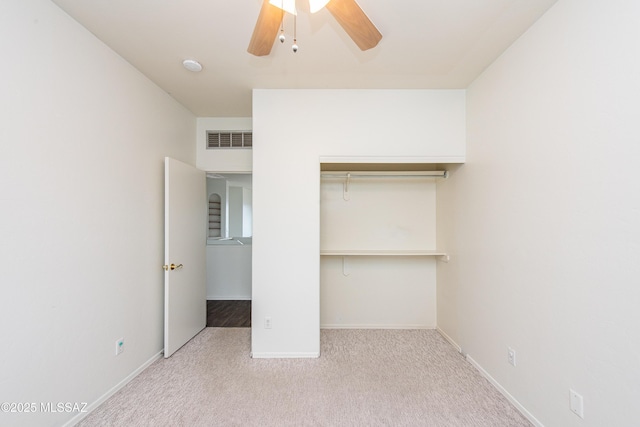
[320,163,449,329]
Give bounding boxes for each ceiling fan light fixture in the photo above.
[269,0,296,15]
[309,0,331,13]
[248,0,381,57]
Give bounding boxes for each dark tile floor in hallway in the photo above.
[206,300,251,327]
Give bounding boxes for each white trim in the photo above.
[251,352,320,359]
[465,355,544,427]
[62,350,163,427]
[319,156,466,164]
[321,324,436,329]
[436,327,462,353]
[206,296,252,300]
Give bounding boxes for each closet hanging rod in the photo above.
[321,170,448,178]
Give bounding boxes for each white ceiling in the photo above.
[51,0,558,117]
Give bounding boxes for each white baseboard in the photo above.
[207,296,251,300]
[63,350,163,427]
[251,352,320,359]
[436,327,462,353]
[321,324,436,329]
[465,355,544,427]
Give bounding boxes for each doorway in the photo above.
[205,173,252,327]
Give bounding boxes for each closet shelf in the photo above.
[320,249,447,256]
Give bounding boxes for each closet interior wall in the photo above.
[320,164,447,329]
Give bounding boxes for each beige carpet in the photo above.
[79,328,532,426]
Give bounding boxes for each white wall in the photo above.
[321,256,436,328]
[242,187,253,237]
[196,117,252,172]
[0,1,195,426]
[228,186,244,237]
[252,89,465,357]
[206,245,252,300]
[438,0,640,425]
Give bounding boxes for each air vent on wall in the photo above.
[207,131,252,149]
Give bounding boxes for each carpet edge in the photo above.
[466,354,544,427]
[63,350,163,427]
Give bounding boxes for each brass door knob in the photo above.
[162,263,183,271]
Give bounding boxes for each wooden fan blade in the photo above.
[326,0,382,51]
[248,0,283,56]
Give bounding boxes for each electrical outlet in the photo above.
[264,316,272,329]
[115,338,124,356]
[570,389,584,418]
[507,347,516,366]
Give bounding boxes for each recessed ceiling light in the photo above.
[182,59,203,72]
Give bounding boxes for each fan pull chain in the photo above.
[292,13,298,53]
[279,0,285,43]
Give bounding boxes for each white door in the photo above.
[164,157,206,358]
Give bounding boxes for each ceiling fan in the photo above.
[247,0,382,56]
